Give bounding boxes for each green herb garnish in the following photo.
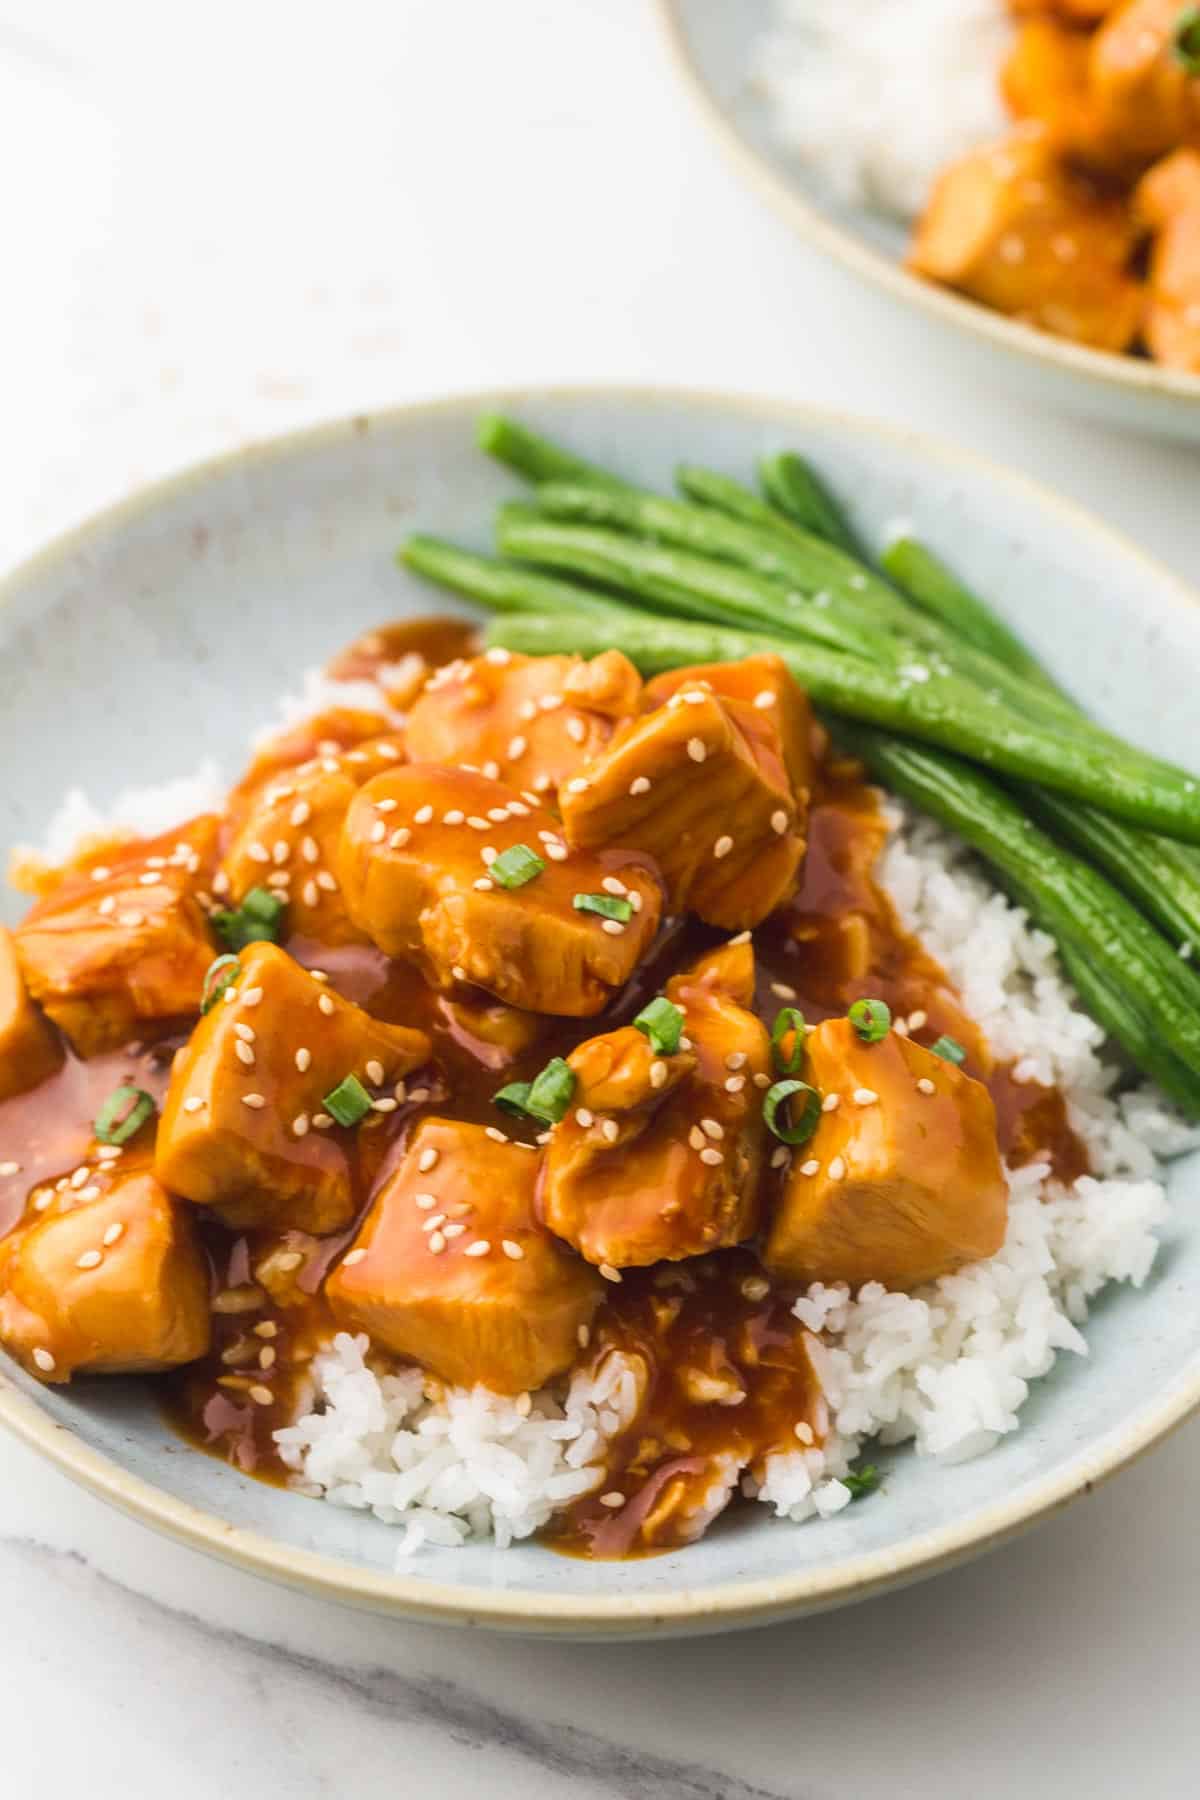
[633,995,685,1056]
[930,1035,966,1065]
[842,1464,881,1500]
[211,886,286,952]
[1173,4,1200,73]
[95,1085,156,1146]
[525,1056,576,1124]
[490,844,546,890]
[573,892,633,923]
[771,1006,807,1075]
[200,953,241,1014]
[762,1079,822,1146]
[848,997,891,1043]
[323,1074,372,1128]
[493,1080,533,1117]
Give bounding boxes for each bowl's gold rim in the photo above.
[2,379,1199,1637]
[654,0,1200,415]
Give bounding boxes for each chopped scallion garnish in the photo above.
[848,997,891,1043]
[771,1006,807,1075]
[493,1080,533,1117]
[323,1074,372,1127]
[573,892,633,923]
[1173,4,1200,73]
[762,1079,821,1146]
[211,885,287,952]
[632,995,684,1056]
[95,1085,156,1146]
[490,844,546,890]
[842,1464,881,1500]
[200,953,241,1015]
[525,1056,575,1123]
[930,1034,966,1065]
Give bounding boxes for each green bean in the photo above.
[399,535,625,620]
[675,465,813,546]
[1027,788,1200,957]
[759,451,865,558]
[484,602,1200,844]
[1055,941,1200,1116]
[476,413,628,491]
[882,536,1058,694]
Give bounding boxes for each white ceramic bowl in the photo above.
[657,0,1200,444]
[2,386,1200,1638]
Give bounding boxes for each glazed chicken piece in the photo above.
[326,617,482,710]
[13,817,219,1057]
[220,733,405,946]
[541,940,772,1268]
[1003,16,1103,153]
[643,652,815,799]
[910,128,1143,351]
[1009,0,1114,19]
[1136,149,1200,370]
[1087,0,1200,167]
[0,927,60,1100]
[155,941,431,1233]
[762,1018,1007,1290]
[559,657,810,931]
[226,709,401,835]
[338,764,662,1015]
[435,992,550,1071]
[404,646,642,798]
[0,1166,210,1383]
[327,1118,603,1393]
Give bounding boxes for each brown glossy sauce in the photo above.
[0,618,1091,1554]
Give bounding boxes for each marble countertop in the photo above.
[2,2,1199,1793]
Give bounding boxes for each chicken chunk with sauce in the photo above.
[338,764,662,1015]
[560,657,809,931]
[0,927,60,1100]
[13,818,219,1057]
[1136,148,1200,371]
[0,1166,210,1382]
[327,1118,603,1393]
[404,646,642,798]
[541,940,772,1268]
[155,941,431,1234]
[763,1018,1007,1290]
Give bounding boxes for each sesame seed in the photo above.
[539,694,563,711]
[291,1113,310,1139]
[32,1348,56,1373]
[519,700,537,721]
[753,689,776,709]
[682,689,705,705]
[532,773,553,793]
[565,716,587,746]
[893,1018,910,1037]
[343,1248,367,1267]
[248,843,270,864]
[771,810,788,835]
[485,1125,506,1143]
[102,1222,124,1247]
[118,911,145,928]
[483,761,501,782]
[259,1346,277,1370]
[371,1098,399,1114]
[316,871,338,893]
[828,1156,846,1181]
[414,805,434,824]
[76,1250,103,1270]
[90,867,111,881]
[724,1075,746,1094]
[599,1263,622,1283]
[242,1093,266,1109]
[794,1421,814,1445]
[242,987,263,1007]
[742,1276,769,1302]
[98,896,116,916]
[253,1322,278,1339]
[312,1113,334,1130]
[234,1022,256,1042]
[70,1166,91,1189]
[318,993,335,1015]
[290,800,311,827]
[272,840,290,865]
[649,1060,668,1089]
[799,1157,820,1176]
[465,1240,491,1257]
[601,918,625,936]
[303,879,318,907]
[700,1118,724,1140]
[629,776,651,796]
[418,1147,439,1173]
[853,1088,878,1106]
[375,798,398,815]
[276,1251,304,1272]
[370,820,387,843]
[628,891,643,913]
[390,828,411,850]
[485,646,511,666]
[422,1213,447,1234]
[822,1093,840,1113]
[365,1059,384,1086]
[138,871,163,887]
[235,1041,255,1067]
[473,877,494,891]
[507,801,530,818]
[565,777,590,794]
[600,1492,625,1509]
[601,876,627,896]
[507,735,527,760]
[770,981,798,1001]
[687,737,707,763]
[442,1222,465,1239]
[699,1147,724,1166]
[408,1086,431,1103]
[249,1386,274,1407]
[578,1324,591,1348]
[688,1126,706,1150]
[0,1161,20,1177]
[908,1010,928,1031]
[713,835,733,860]
[467,816,489,831]
[917,1077,936,1096]
[753,1072,770,1088]
[442,809,465,826]
[601,1119,620,1144]
[78,1185,102,1201]
[266,871,291,890]
[502,1239,524,1260]
[452,965,468,982]
[575,1108,595,1128]
[212,870,231,896]
[33,1192,53,1211]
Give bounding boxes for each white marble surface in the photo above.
[1,1,1199,1793]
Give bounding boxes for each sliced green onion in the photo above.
[323,1074,372,1128]
[842,1464,881,1500]
[489,844,546,890]
[848,997,891,1043]
[211,885,287,952]
[200,954,241,1015]
[930,1034,966,1065]
[493,1080,533,1117]
[771,1006,807,1074]
[763,1079,822,1146]
[633,995,685,1055]
[1173,4,1200,73]
[525,1056,576,1124]
[573,892,633,923]
[95,1085,157,1146]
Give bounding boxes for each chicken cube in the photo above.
[541,940,771,1267]
[14,818,219,1056]
[643,653,816,799]
[1088,0,1200,167]
[762,1018,1007,1290]
[326,1118,602,1393]
[404,646,642,798]
[560,666,808,931]
[909,128,1143,351]
[226,709,402,834]
[1003,17,1102,154]
[0,927,60,1100]
[0,1167,210,1383]
[1136,149,1200,371]
[326,617,482,709]
[155,941,431,1233]
[338,765,662,1015]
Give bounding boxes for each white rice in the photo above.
[752,0,1013,219]
[25,693,1188,1558]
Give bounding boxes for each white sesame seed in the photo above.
[507,800,530,817]
[599,1263,622,1283]
[272,840,291,866]
[600,1492,625,1509]
[649,1060,668,1089]
[235,1041,256,1066]
[753,1072,770,1089]
[183,1096,205,1114]
[828,1156,846,1181]
[465,1239,491,1258]
[319,993,335,1015]
[76,1250,102,1270]
[32,1348,56,1373]
[519,700,537,721]
[33,1191,54,1211]
[290,800,311,827]
[474,877,495,891]
[770,981,798,1001]
[118,911,145,928]
[77,1185,101,1202]
[467,816,489,831]
[312,1113,334,1130]
[90,867,111,881]
[601,1119,620,1144]
[577,1324,592,1349]
[753,689,776,709]
[408,1086,431,1103]
[422,1213,447,1234]
[428,1232,447,1254]
[301,835,320,863]
[770,810,788,835]
[682,689,706,705]
[442,1222,465,1239]
[266,871,291,890]
[800,1157,820,1176]
[853,1088,879,1106]
[292,1114,310,1137]
[418,1147,439,1173]
[242,1093,266,1109]
[539,694,563,711]
[138,871,163,887]
[410,805,433,825]
[601,918,625,936]
[247,843,270,865]
[713,835,733,860]
[249,1385,274,1407]
[629,776,651,796]
[700,1118,724,1139]
[501,1239,525,1261]
[575,1108,595,1128]
[212,869,230,896]
[917,1077,936,1096]
[98,896,116,916]
[70,1166,91,1189]
[390,828,411,850]
[822,1093,840,1113]
[411,1193,435,1214]
[507,735,527,760]
[371,1097,399,1114]
[545,843,568,862]
[601,876,628,896]
[485,646,511,666]
[687,737,707,763]
[565,777,590,794]
[485,1125,506,1143]
[769,1146,791,1170]
[794,1421,815,1445]
[566,716,587,745]
[699,1147,724,1166]
[628,891,643,913]
[242,986,263,1007]
[235,1022,256,1042]
[482,761,501,782]
[375,798,399,815]
[316,871,338,894]
[442,809,465,826]
[724,1075,746,1094]
[0,1161,20,1177]
[365,1059,384,1086]
[908,1010,928,1031]
[302,879,319,907]
[370,820,387,843]
[103,1222,124,1247]
[532,773,553,792]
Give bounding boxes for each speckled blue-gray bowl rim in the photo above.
[0,383,1198,1639]
[655,0,1200,433]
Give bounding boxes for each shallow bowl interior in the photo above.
[2,385,1199,1637]
[658,0,1200,442]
